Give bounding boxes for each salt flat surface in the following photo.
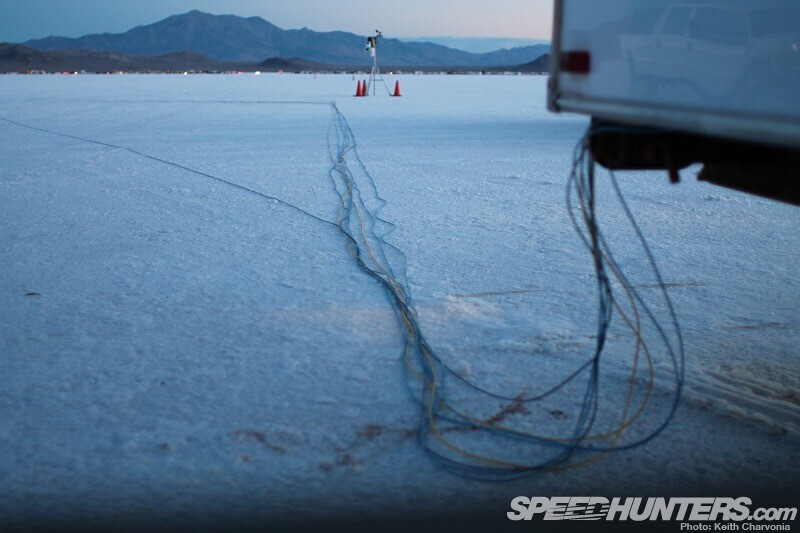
[1,73,799,527]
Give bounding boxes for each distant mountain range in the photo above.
[510,53,551,73]
[0,42,550,74]
[0,43,329,73]
[399,36,551,54]
[21,10,550,67]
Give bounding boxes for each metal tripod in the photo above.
[367,47,391,96]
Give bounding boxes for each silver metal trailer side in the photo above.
[548,0,800,204]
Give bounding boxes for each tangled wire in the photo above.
[327,111,685,480]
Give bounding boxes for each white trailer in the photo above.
[548,0,800,204]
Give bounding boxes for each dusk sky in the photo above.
[3,0,553,43]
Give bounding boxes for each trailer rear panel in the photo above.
[549,0,800,150]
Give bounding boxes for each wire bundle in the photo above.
[326,112,685,480]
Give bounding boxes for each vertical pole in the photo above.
[371,48,378,95]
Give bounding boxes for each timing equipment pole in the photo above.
[365,30,392,96]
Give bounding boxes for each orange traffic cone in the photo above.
[393,80,402,97]
[363,80,369,96]
[355,80,363,97]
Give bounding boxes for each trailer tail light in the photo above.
[561,50,591,74]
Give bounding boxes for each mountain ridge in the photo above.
[0,43,329,72]
[22,10,550,67]
[0,42,547,74]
